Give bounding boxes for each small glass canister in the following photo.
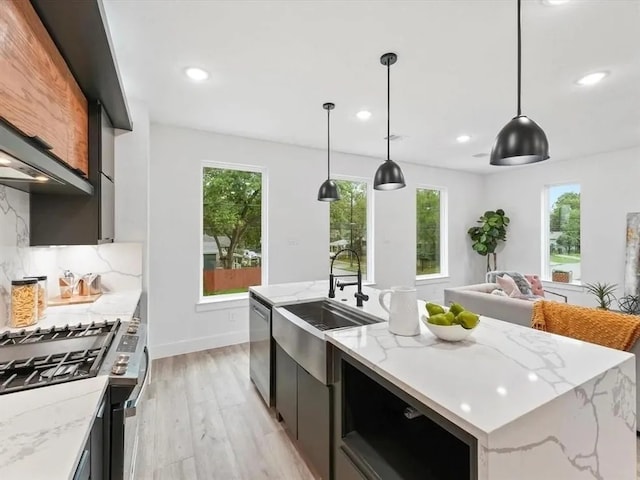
[11,279,38,328]
[24,275,48,319]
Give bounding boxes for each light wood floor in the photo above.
[136,343,640,480]
[134,343,317,480]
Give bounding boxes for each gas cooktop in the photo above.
[0,320,119,395]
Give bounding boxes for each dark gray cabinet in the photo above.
[335,448,365,480]
[275,343,298,438]
[298,365,331,480]
[275,341,332,479]
[30,101,115,245]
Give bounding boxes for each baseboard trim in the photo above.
[150,330,249,359]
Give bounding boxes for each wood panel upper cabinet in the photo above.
[0,0,88,176]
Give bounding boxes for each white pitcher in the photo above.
[379,286,420,336]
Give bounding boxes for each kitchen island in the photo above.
[251,281,636,479]
[327,316,636,479]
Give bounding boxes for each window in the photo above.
[202,164,264,297]
[416,187,447,278]
[544,183,581,283]
[329,179,371,281]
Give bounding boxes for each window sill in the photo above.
[541,280,584,293]
[196,293,249,312]
[416,274,450,285]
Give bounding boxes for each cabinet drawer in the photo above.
[0,0,88,175]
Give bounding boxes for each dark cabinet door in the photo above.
[275,343,297,438]
[297,365,331,479]
[335,448,366,480]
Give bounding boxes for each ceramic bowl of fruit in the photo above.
[421,302,480,342]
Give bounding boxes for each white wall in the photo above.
[149,124,484,357]
[114,100,150,317]
[483,146,640,306]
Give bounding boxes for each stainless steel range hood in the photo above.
[0,121,93,195]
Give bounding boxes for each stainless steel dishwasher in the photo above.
[249,292,273,406]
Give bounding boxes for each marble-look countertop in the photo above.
[326,317,634,441]
[1,290,142,333]
[0,376,109,480]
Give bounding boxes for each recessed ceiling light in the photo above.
[35,175,49,182]
[542,0,570,5]
[456,134,471,143]
[184,67,209,82]
[0,158,10,165]
[576,71,608,86]
[356,110,372,121]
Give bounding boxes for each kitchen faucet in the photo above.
[328,248,369,307]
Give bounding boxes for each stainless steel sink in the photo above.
[273,300,381,384]
[280,300,379,332]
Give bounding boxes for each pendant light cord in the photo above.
[517,0,522,117]
[387,60,391,161]
[327,106,331,179]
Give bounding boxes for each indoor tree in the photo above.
[467,209,510,272]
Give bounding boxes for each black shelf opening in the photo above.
[341,360,475,480]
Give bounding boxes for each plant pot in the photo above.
[552,270,572,283]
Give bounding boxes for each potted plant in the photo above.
[584,282,617,310]
[467,209,510,272]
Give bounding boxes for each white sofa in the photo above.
[444,283,640,430]
[444,283,533,327]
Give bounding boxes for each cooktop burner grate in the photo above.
[0,320,119,394]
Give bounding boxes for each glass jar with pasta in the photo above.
[24,275,48,320]
[11,279,38,328]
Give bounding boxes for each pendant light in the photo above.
[317,102,340,202]
[374,53,406,190]
[490,0,549,166]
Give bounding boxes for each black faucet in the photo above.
[328,248,369,307]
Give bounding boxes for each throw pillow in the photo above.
[491,289,508,297]
[496,275,520,297]
[505,272,533,295]
[525,274,545,297]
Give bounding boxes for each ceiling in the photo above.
[103,0,640,174]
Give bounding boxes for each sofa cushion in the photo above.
[525,274,545,297]
[496,275,521,297]
[487,271,533,295]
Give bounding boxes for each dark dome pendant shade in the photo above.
[490,0,549,166]
[317,102,340,202]
[374,53,406,190]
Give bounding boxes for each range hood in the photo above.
[0,121,93,195]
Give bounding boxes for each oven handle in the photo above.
[124,346,149,418]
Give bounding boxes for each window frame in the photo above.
[199,161,268,303]
[541,182,581,284]
[331,174,375,284]
[415,185,448,281]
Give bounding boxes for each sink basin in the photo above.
[273,299,381,385]
[281,300,380,332]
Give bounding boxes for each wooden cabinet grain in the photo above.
[0,0,88,175]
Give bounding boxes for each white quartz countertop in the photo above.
[0,376,109,480]
[1,290,142,333]
[326,316,634,441]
